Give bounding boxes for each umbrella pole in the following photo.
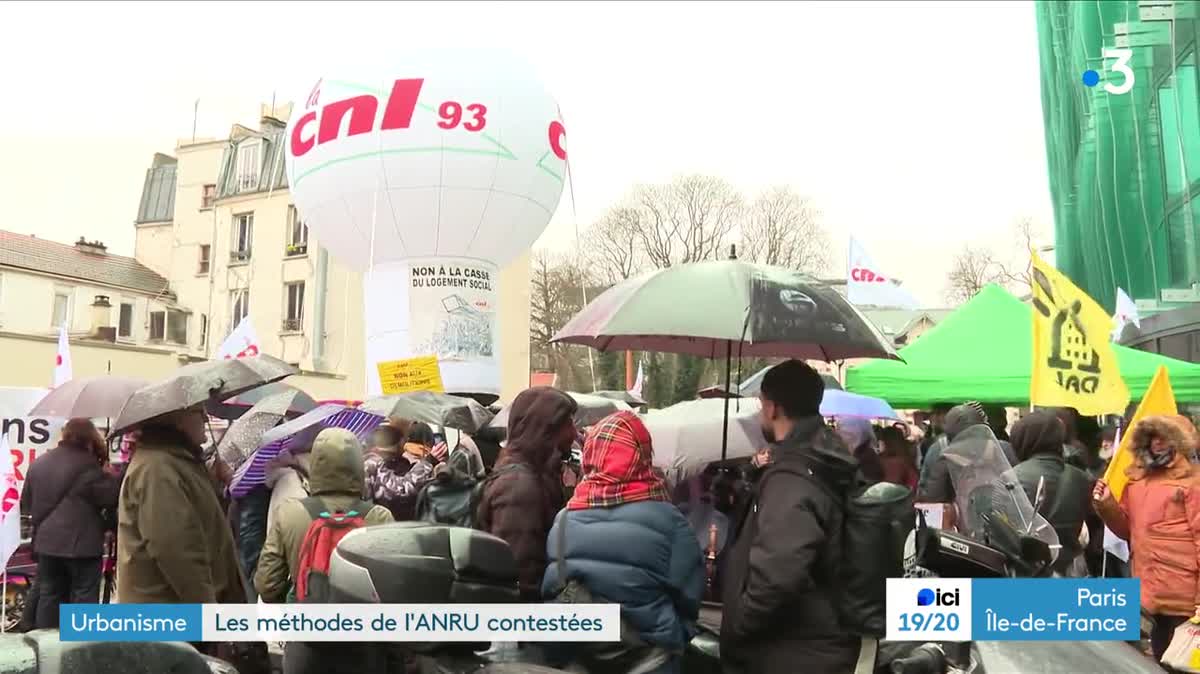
[721,341,732,461]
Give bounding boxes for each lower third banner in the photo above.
[886,578,1140,642]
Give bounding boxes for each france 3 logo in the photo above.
[886,578,972,641]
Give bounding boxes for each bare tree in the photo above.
[943,216,1049,303]
[585,206,644,283]
[944,245,1002,304]
[529,250,595,389]
[992,216,1042,289]
[632,175,743,269]
[740,186,830,274]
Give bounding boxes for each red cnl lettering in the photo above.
[290,110,318,156]
[381,79,424,130]
[549,120,566,160]
[317,95,378,145]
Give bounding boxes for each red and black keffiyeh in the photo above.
[567,410,670,511]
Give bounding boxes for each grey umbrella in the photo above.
[28,376,149,419]
[489,392,632,429]
[359,391,494,434]
[111,355,298,435]
[215,391,299,471]
[590,390,648,407]
[208,382,318,420]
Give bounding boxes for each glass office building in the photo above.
[1036,1,1200,359]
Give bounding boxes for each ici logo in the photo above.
[917,588,959,607]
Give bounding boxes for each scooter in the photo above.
[327,521,674,674]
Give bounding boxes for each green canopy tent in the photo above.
[844,284,1200,408]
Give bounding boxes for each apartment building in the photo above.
[134,104,533,401]
[0,231,191,386]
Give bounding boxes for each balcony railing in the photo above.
[285,243,308,257]
[230,250,252,264]
[281,318,302,333]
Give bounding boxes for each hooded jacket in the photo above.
[254,428,393,603]
[116,424,244,604]
[1010,411,1091,572]
[720,416,862,673]
[477,387,576,599]
[1095,416,1200,616]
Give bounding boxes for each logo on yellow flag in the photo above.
[1029,251,1130,415]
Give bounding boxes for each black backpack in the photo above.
[416,463,529,529]
[792,464,916,637]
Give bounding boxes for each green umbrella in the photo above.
[553,256,898,459]
[552,258,898,361]
[845,284,1200,408]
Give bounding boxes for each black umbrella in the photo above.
[359,391,494,434]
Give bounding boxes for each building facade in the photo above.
[135,105,534,401]
[1036,1,1198,313]
[0,231,190,386]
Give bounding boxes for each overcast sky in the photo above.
[0,0,1053,306]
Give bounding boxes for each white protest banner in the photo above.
[216,317,262,360]
[0,387,65,489]
[847,236,920,309]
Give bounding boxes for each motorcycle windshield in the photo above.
[941,424,1060,562]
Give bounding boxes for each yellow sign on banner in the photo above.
[1029,250,1130,415]
[1104,365,1176,502]
[376,356,445,395]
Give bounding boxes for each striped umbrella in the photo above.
[229,406,383,498]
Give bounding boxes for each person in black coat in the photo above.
[720,360,863,674]
[21,418,120,628]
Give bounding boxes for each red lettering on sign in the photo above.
[549,120,567,160]
[851,267,887,283]
[290,110,318,157]
[1,486,17,515]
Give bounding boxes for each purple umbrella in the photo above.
[229,406,383,498]
[28,376,149,419]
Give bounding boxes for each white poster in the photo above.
[216,316,262,360]
[0,387,66,491]
[363,257,500,397]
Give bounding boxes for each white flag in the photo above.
[1111,287,1141,341]
[1103,526,1130,563]
[630,361,645,398]
[0,434,21,569]
[847,237,920,309]
[53,323,73,388]
[216,316,262,360]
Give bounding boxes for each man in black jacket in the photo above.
[720,360,861,674]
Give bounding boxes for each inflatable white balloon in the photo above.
[285,49,566,398]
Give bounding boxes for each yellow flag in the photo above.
[1104,365,1176,501]
[1029,251,1130,415]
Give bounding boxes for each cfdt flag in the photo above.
[846,237,919,309]
[1029,251,1129,415]
[53,323,73,388]
[216,317,262,360]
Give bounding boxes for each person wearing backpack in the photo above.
[476,386,578,601]
[720,360,864,674]
[364,419,446,521]
[253,428,393,674]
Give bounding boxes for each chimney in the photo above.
[90,295,116,342]
[75,238,107,256]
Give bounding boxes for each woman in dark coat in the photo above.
[476,387,577,600]
[20,418,120,628]
[1010,411,1091,575]
[542,411,703,674]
